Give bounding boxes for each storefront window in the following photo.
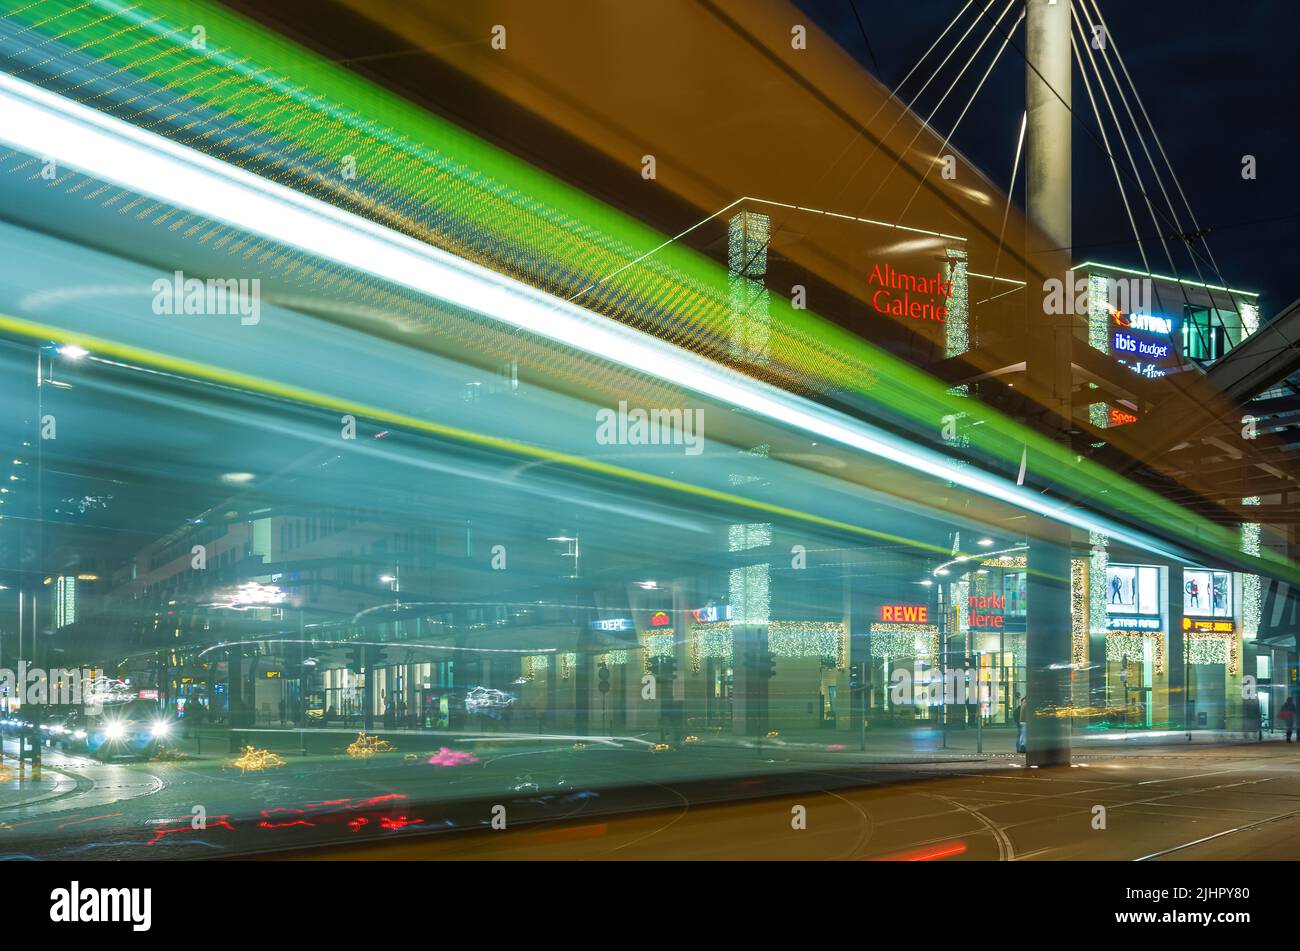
[1106,564,1160,614]
[1184,569,1232,617]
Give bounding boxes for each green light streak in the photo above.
[0,0,1293,583]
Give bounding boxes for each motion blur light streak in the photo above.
[0,72,1271,575]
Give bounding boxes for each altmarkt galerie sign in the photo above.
[867,262,955,322]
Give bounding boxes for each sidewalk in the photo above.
[0,737,77,809]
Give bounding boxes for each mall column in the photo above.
[1166,565,1186,734]
[1024,0,1074,766]
[727,208,774,741]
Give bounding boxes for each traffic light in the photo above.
[849,663,862,689]
[765,650,777,679]
[597,662,611,694]
[346,645,364,673]
[658,656,677,682]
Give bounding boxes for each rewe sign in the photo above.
[880,604,929,623]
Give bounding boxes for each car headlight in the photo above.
[150,721,171,738]
[104,722,126,739]
[73,730,87,739]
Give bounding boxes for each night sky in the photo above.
[794,0,1299,315]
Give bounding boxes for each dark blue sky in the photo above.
[794,0,1299,315]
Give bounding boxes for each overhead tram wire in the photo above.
[576,1,985,333]
[700,0,991,344]
[1072,1,1292,462]
[980,110,1027,305]
[1082,0,1300,378]
[1071,0,1215,361]
[856,0,1020,220]
[969,0,1243,289]
[895,8,1026,226]
[964,0,1273,477]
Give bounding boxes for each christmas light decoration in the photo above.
[644,634,675,658]
[347,732,395,758]
[427,747,478,767]
[767,622,844,659]
[1186,632,1234,668]
[1241,502,1261,640]
[692,623,734,660]
[944,248,969,358]
[869,625,938,658]
[980,556,1027,569]
[1104,631,1164,675]
[231,745,285,773]
[730,564,770,625]
[1071,557,1088,664]
[1088,532,1109,639]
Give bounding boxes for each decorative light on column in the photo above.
[728,523,772,551]
[944,248,969,358]
[1087,273,1110,435]
[727,211,770,365]
[1071,557,1088,664]
[1088,531,1108,640]
[730,564,770,626]
[1241,496,1261,639]
[1241,301,1260,337]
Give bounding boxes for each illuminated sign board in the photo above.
[691,605,732,624]
[649,611,671,627]
[879,604,929,623]
[1182,618,1235,634]
[1112,331,1170,360]
[867,263,953,322]
[1108,406,1138,427]
[137,689,159,700]
[1106,616,1161,631]
[968,594,1004,628]
[591,618,634,632]
[1112,311,1173,334]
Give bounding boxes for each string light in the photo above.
[1071,557,1088,664]
[1104,631,1164,675]
[1186,632,1236,670]
[767,622,844,659]
[347,732,395,758]
[231,745,285,773]
[944,248,969,358]
[1241,503,1261,639]
[869,624,938,658]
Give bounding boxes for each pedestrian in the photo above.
[184,697,204,741]
[323,705,335,729]
[278,699,286,726]
[1016,694,1028,753]
[1280,696,1296,742]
